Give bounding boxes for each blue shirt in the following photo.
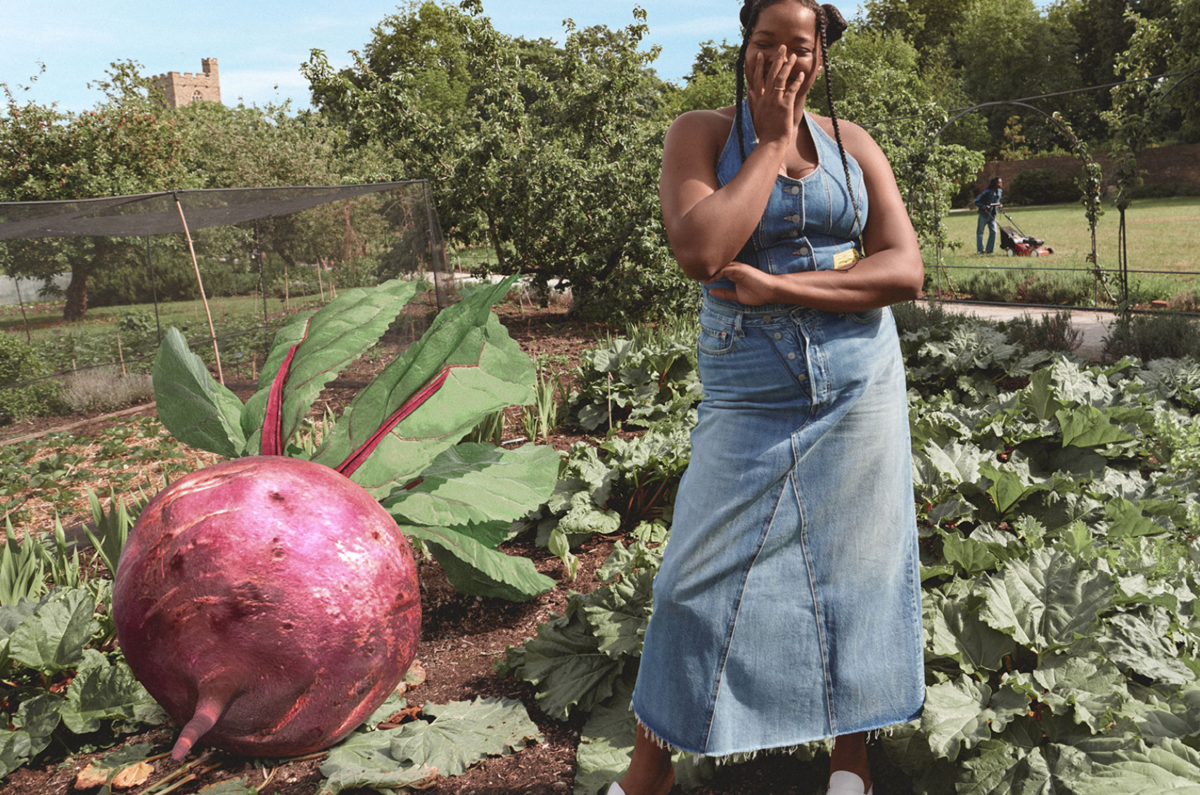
[975,188,1002,218]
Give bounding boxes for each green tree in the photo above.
[0,61,192,319]
[304,1,692,322]
[811,27,984,254]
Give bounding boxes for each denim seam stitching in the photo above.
[789,460,837,736]
[699,476,787,752]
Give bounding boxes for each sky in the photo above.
[0,0,859,113]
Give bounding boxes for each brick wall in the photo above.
[971,143,1200,196]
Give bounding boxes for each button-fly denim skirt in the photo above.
[632,298,925,757]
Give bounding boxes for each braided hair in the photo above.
[734,0,862,240]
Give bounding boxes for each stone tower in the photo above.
[152,58,222,108]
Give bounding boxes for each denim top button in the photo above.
[787,186,800,195]
[793,245,810,256]
[787,352,796,360]
[773,332,782,340]
[784,214,800,224]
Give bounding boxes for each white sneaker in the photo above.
[828,770,874,795]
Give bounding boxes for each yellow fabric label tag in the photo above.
[833,248,861,270]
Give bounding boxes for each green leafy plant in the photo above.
[520,366,565,443]
[317,697,540,795]
[566,322,701,433]
[1001,311,1082,353]
[1102,312,1200,363]
[503,312,1200,793]
[150,276,560,601]
[0,333,63,425]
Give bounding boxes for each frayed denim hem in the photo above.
[633,705,912,765]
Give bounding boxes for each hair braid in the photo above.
[818,8,863,241]
[733,0,861,242]
[734,2,761,162]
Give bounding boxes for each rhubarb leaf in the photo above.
[388,698,541,777]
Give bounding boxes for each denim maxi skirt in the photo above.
[631,298,926,757]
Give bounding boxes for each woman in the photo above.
[609,2,926,794]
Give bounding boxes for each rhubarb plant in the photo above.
[151,277,559,601]
[504,314,1200,793]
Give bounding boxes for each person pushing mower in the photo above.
[974,176,1003,254]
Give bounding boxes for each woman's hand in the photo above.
[745,47,805,149]
[706,263,781,306]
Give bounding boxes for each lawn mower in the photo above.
[998,209,1054,257]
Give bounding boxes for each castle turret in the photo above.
[151,58,222,108]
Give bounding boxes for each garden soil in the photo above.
[1,303,900,795]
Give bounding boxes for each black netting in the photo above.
[1,182,458,403]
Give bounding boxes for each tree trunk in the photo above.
[63,263,92,321]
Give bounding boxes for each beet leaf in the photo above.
[152,328,248,458]
[312,277,534,497]
[402,524,555,601]
[383,443,559,529]
[242,279,420,455]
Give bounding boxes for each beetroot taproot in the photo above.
[113,456,420,759]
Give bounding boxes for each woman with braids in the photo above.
[608,2,925,794]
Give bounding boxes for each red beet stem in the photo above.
[336,368,451,478]
[262,318,313,456]
[171,688,234,761]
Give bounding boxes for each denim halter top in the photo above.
[703,101,869,310]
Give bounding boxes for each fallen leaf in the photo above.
[75,763,110,789]
[404,660,427,689]
[112,761,154,789]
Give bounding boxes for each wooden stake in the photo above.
[174,195,224,385]
[116,329,126,377]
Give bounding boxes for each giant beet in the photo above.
[113,456,420,760]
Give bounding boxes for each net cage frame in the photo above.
[0,181,453,394]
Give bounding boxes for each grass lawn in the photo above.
[927,196,1200,304]
[0,294,320,342]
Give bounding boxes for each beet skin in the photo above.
[113,456,421,759]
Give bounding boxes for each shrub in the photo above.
[1001,311,1081,353]
[1127,180,1200,199]
[956,268,1021,302]
[1009,168,1079,205]
[1102,312,1200,362]
[1019,272,1094,306]
[60,366,154,414]
[892,301,969,335]
[0,333,64,424]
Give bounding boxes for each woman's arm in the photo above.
[707,121,924,312]
[660,49,806,282]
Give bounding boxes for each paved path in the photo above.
[926,301,1116,361]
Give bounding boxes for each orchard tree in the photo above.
[304,0,693,322]
[810,27,984,252]
[0,61,192,319]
